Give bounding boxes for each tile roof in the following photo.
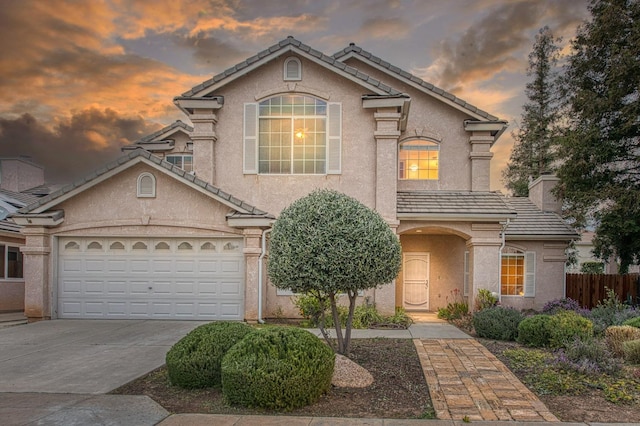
[0,219,21,233]
[17,149,273,218]
[397,191,516,218]
[333,44,499,121]
[132,120,193,144]
[0,188,40,207]
[180,37,405,98]
[504,198,578,238]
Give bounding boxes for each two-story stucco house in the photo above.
[12,37,577,322]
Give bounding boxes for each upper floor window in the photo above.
[166,155,193,172]
[0,244,23,279]
[244,96,341,175]
[398,139,439,180]
[501,248,535,297]
[260,95,326,174]
[284,57,301,80]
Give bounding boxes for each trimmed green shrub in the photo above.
[605,325,640,356]
[622,339,640,364]
[548,311,594,349]
[221,326,335,411]
[517,314,552,347]
[623,316,640,328]
[166,321,253,389]
[472,306,524,341]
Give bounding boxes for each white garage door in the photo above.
[57,237,244,320]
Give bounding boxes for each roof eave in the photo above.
[398,212,517,222]
[10,210,65,226]
[505,234,579,241]
[186,43,400,98]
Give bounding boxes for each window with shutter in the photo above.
[524,251,536,297]
[244,103,258,174]
[283,57,301,80]
[245,95,341,175]
[463,251,470,296]
[137,172,156,198]
[500,248,536,297]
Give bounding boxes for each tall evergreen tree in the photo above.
[556,0,640,272]
[503,26,562,196]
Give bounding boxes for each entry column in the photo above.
[466,237,502,311]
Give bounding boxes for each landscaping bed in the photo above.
[480,338,640,423]
[111,338,434,419]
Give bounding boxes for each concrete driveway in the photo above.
[0,320,205,394]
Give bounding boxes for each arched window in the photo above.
[283,57,301,80]
[258,95,327,174]
[398,139,439,180]
[137,172,156,198]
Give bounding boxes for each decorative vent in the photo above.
[87,241,102,250]
[178,242,193,250]
[155,242,170,250]
[137,172,156,198]
[110,242,125,250]
[132,242,147,250]
[201,242,216,251]
[65,241,80,250]
[284,57,301,81]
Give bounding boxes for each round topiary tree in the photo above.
[166,321,254,389]
[221,326,335,411]
[268,189,402,355]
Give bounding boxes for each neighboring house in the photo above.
[0,157,48,311]
[567,231,640,274]
[12,37,577,322]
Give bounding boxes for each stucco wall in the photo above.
[209,54,379,215]
[500,240,568,312]
[342,58,475,192]
[0,159,44,192]
[54,162,240,235]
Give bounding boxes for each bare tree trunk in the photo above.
[315,291,336,352]
[343,290,358,357]
[329,294,345,354]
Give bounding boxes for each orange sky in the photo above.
[0,0,589,186]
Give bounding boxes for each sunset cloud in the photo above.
[0,0,590,190]
[0,109,161,183]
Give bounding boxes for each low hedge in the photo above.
[221,326,335,411]
[517,314,552,347]
[473,306,524,341]
[548,311,593,348]
[166,321,254,389]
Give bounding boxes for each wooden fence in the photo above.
[566,273,640,309]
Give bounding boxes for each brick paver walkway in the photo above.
[414,338,559,422]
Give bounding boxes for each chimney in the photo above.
[528,174,562,214]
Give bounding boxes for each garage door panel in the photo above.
[84,281,103,294]
[221,260,241,273]
[198,260,218,273]
[85,259,105,273]
[152,282,173,295]
[62,259,82,273]
[58,237,244,320]
[61,280,82,295]
[106,281,127,295]
[130,260,150,273]
[107,259,127,273]
[220,280,243,297]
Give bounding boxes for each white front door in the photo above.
[403,253,430,310]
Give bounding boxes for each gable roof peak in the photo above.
[179,37,404,99]
[333,43,501,122]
